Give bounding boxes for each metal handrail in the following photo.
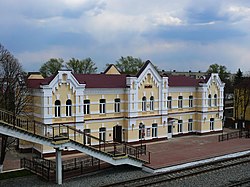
[0,108,151,163]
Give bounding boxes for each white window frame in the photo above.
[99,127,106,142]
[55,100,61,117]
[114,98,120,113]
[66,99,72,117]
[178,120,183,133]
[210,118,214,130]
[189,96,193,108]
[208,94,212,107]
[214,94,217,107]
[142,96,147,111]
[152,123,158,138]
[150,96,154,111]
[84,100,90,114]
[167,96,172,109]
[188,119,193,132]
[100,99,106,114]
[178,96,183,108]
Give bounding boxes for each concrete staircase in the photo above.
[0,109,150,168]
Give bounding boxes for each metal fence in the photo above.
[21,156,109,181]
[218,130,250,142]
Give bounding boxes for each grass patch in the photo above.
[0,169,33,180]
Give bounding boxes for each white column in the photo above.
[56,148,62,185]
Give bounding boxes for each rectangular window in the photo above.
[189,96,193,108]
[84,129,91,145]
[178,96,183,108]
[146,128,150,137]
[210,118,214,130]
[99,127,106,142]
[178,120,183,133]
[152,123,158,138]
[188,119,193,132]
[84,100,90,114]
[114,98,120,113]
[167,96,172,109]
[100,99,106,114]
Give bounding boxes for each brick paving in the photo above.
[144,129,250,169]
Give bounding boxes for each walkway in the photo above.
[144,129,250,170]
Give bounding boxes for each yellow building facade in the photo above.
[24,61,225,155]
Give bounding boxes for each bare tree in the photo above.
[0,43,30,172]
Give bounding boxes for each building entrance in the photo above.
[113,125,122,143]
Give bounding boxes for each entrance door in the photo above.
[113,125,122,143]
[168,123,173,138]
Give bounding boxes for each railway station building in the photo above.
[23,61,225,155]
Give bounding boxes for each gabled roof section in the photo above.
[202,73,225,87]
[136,60,154,77]
[73,74,127,88]
[136,60,162,88]
[168,75,204,87]
[103,64,121,75]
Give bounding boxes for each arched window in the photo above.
[142,96,147,111]
[150,96,154,111]
[214,94,217,106]
[208,94,212,107]
[55,100,61,117]
[66,99,72,116]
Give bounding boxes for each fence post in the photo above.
[114,144,116,157]
[67,126,69,139]
[33,121,36,134]
[81,161,83,174]
[149,152,151,164]
[52,127,55,140]
[59,124,61,135]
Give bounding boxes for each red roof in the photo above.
[27,74,127,89]
[26,73,208,89]
[168,75,206,87]
[73,74,127,88]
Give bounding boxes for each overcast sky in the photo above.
[1,0,250,73]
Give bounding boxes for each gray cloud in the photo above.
[1,0,250,73]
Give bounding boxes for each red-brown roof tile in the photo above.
[168,75,205,87]
[73,74,127,88]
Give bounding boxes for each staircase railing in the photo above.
[57,124,151,163]
[0,109,55,140]
[0,108,151,164]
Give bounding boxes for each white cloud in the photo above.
[151,13,183,26]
